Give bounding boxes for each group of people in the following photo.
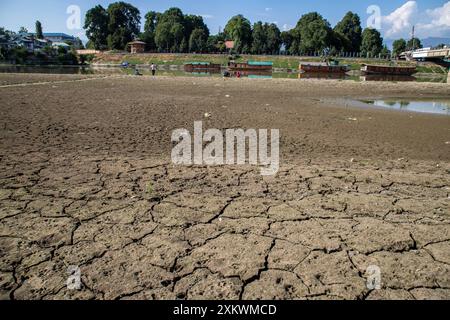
[133,62,157,76]
[132,63,243,78]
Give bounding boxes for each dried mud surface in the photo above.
[0,74,449,300]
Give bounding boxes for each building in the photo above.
[52,42,71,50]
[225,41,235,50]
[128,40,146,54]
[12,33,51,52]
[44,33,78,43]
[76,49,100,55]
[24,33,82,48]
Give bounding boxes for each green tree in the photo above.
[10,46,28,64]
[0,28,14,41]
[159,7,184,24]
[106,2,141,50]
[251,21,266,54]
[18,27,28,34]
[407,37,422,50]
[170,23,185,52]
[392,38,406,57]
[380,45,391,57]
[288,28,302,55]
[155,22,173,52]
[184,14,209,41]
[360,28,383,57]
[140,11,160,51]
[224,15,252,53]
[333,12,362,52]
[179,37,188,53]
[329,30,351,53]
[105,6,213,53]
[35,21,44,39]
[206,34,226,53]
[281,31,293,54]
[294,12,332,54]
[84,5,109,50]
[144,11,160,34]
[154,8,191,52]
[265,23,281,54]
[189,28,207,52]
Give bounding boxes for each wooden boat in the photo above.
[184,62,221,72]
[230,70,273,77]
[228,61,273,72]
[299,62,349,74]
[298,72,348,80]
[360,74,416,82]
[361,64,417,76]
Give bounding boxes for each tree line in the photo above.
[84,2,419,57]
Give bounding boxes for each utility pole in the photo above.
[411,25,416,51]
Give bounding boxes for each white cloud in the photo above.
[265,8,273,12]
[201,14,214,19]
[426,1,450,25]
[282,24,291,31]
[382,1,418,38]
[416,2,450,37]
[382,1,450,39]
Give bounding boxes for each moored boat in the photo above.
[298,72,348,80]
[361,64,417,76]
[299,62,349,74]
[228,61,273,72]
[184,62,222,72]
[360,74,416,82]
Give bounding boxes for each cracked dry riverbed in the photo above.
[0,74,449,300]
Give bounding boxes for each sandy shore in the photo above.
[0,74,449,300]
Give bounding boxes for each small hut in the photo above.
[128,40,146,54]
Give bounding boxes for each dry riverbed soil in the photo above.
[0,73,449,300]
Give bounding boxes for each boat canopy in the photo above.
[185,62,211,65]
[248,61,273,66]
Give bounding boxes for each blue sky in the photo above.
[0,0,449,41]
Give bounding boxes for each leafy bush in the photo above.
[79,54,96,64]
[9,46,28,64]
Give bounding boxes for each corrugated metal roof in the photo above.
[248,61,273,66]
[43,33,75,38]
[129,41,146,45]
[185,62,210,65]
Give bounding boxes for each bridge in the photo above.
[412,48,450,59]
[401,47,450,61]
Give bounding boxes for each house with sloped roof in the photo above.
[42,33,76,43]
[23,33,82,48]
[11,33,52,52]
[43,33,82,48]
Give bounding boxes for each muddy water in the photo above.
[361,99,450,116]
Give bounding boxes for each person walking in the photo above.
[151,62,157,76]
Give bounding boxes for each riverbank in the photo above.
[0,74,449,300]
[90,52,447,74]
[1,64,448,84]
